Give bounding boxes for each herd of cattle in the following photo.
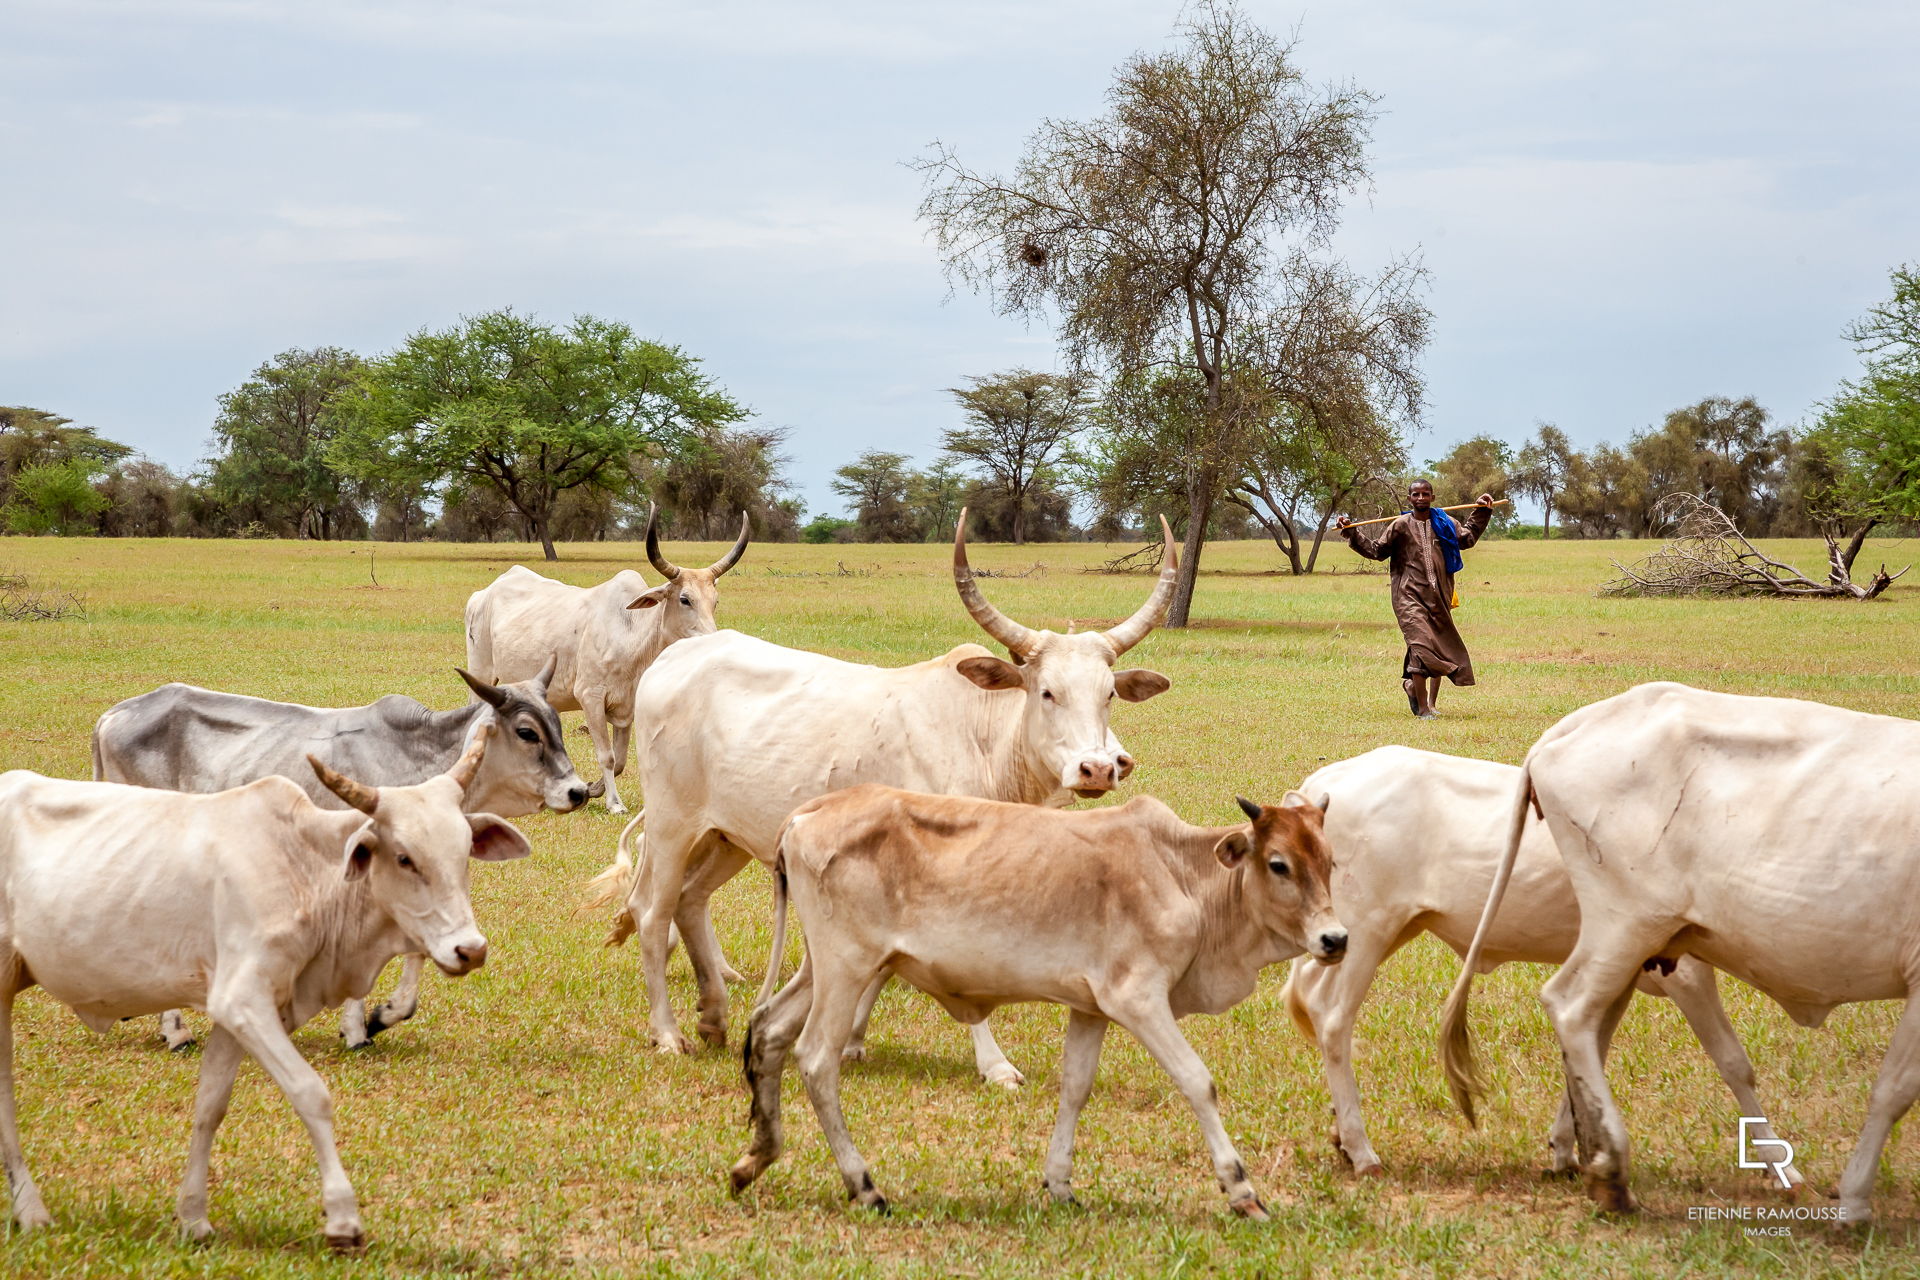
[1,507,1916,1249]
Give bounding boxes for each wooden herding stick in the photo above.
[1338,499,1509,530]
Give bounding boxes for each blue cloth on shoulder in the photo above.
[1403,508,1464,574]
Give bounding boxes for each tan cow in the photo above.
[464,505,749,812]
[1442,683,1920,1223]
[0,728,529,1249]
[729,786,1348,1218]
[592,513,1177,1073]
[1285,745,1795,1183]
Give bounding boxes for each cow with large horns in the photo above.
[463,504,750,812]
[93,661,583,1050]
[0,726,530,1249]
[588,510,1179,1071]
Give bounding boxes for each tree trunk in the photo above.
[1011,485,1027,545]
[1542,497,1553,540]
[535,515,557,561]
[1166,480,1215,628]
[1841,520,1878,573]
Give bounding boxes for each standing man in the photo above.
[1336,481,1496,719]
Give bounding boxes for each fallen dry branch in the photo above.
[1090,539,1166,575]
[1602,494,1909,600]
[0,571,87,621]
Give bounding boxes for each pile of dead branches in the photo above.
[1602,494,1909,600]
[0,570,87,621]
[1089,539,1165,575]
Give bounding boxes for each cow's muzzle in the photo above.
[1310,928,1349,964]
[436,939,489,976]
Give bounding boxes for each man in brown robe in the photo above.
[1337,481,1495,718]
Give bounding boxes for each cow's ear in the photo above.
[1280,789,1326,815]
[957,656,1025,691]
[1213,830,1253,869]
[626,585,672,611]
[342,822,377,881]
[1114,669,1171,702]
[468,814,533,862]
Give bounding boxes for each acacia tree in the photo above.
[830,450,917,542]
[1512,422,1576,538]
[206,348,367,539]
[648,422,794,540]
[1225,400,1404,573]
[333,310,745,560]
[943,370,1090,544]
[917,1,1428,624]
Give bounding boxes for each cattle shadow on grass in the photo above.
[836,1044,988,1085]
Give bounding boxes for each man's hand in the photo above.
[1335,514,1353,530]
[1477,493,1494,507]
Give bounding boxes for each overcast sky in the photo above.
[5,0,1915,518]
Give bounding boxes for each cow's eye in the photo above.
[1041,690,1054,702]
[517,726,540,743]
[680,594,692,606]
[1267,859,1291,877]
[396,854,416,871]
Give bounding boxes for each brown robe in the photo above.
[1342,505,1492,684]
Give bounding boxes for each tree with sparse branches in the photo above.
[1512,422,1575,539]
[206,348,368,540]
[917,1,1428,624]
[942,370,1090,545]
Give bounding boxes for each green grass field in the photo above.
[0,533,1917,1279]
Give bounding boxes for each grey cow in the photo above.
[91,659,582,1049]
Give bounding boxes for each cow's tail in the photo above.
[585,809,647,943]
[89,718,106,782]
[1439,759,1536,1128]
[1280,963,1317,1041]
[755,851,791,1014]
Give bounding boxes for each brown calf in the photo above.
[729,785,1346,1217]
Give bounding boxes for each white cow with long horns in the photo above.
[464,505,750,812]
[588,511,1180,1076]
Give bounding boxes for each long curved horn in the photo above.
[952,507,1039,657]
[1101,514,1180,657]
[706,511,751,578]
[447,722,494,793]
[456,667,509,709]
[308,755,379,815]
[531,652,558,695]
[644,504,682,581]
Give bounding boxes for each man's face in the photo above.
[1408,483,1434,511]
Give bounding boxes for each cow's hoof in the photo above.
[14,1204,52,1232]
[982,1062,1025,1089]
[841,1044,869,1064]
[853,1192,890,1216]
[1044,1182,1079,1208]
[1586,1176,1637,1215]
[180,1216,215,1243]
[325,1225,367,1254]
[697,1023,728,1049]
[728,1160,761,1195]
[720,966,748,985]
[1353,1160,1385,1179]
[651,1031,694,1056]
[1230,1195,1270,1222]
[168,1037,198,1054]
[606,801,628,816]
[343,1035,375,1052]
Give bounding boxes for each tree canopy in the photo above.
[918,0,1427,622]
[331,310,747,560]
